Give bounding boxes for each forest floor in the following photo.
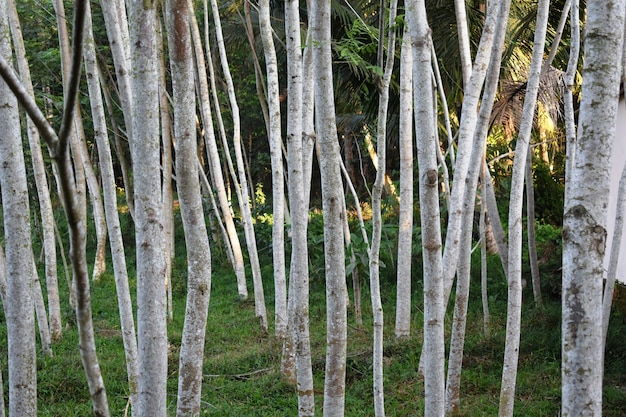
[1,214,626,416]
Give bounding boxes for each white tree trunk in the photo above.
[158,29,175,323]
[525,150,543,307]
[191,8,249,300]
[395,25,414,340]
[281,0,315,400]
[454,0,472,88]
[258,0,287,340]
[441,0,503,300]
[0,9,37,410]
[0,123,37,415]
[165,2,213,414]
[209,0,268,330]
[83,4,139,412]
[99,0,135,217]
[445,0,511,410]
[369,0,398,414]
[309,0,349,413]
[129,1,168,415]
[500,0,550,414]
[408,1,445,414]
[480,166,491,336]
[7,0,62,341]
[31,260,52,356]
[562,1,625,415]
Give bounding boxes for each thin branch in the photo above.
[57,0,87,151]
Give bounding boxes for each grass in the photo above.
[1,213,626,416]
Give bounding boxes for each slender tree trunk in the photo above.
[191,7,248,300]
[209,0,268,330]
[100,0,135,217]
[445,0,511,409]
[562,1,625,415]
[156,18,175,323]
[0,9,38,410]
[129,1,168,415]
[454,0,472,88]
[0,243,5,305]
[83,4,139,411]
[441,0,503,300]
[281,0,315,400]
[165,2,213,414]
[480,164,491,336]
[408,2,445,414]
[500,0,550,414]
[31,260,52,356]
[309,0,349,413]
[369,0,398,414]
[484,167,509,278]
[525,150,543,307]
[0,117,37,415]
[7,0,62,341]
[258,0,287,339]
[395,25,414,340]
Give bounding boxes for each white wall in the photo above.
[605,99,626,284]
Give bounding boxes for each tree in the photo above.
[407,0,445,414]
[128,0,168,414]
[165,0,213,414]
[310,0,349,412]
[191,4,248,301]
[6,0,62,341]
[209,0,268,331]
[369,0,399,413]
[562,1,625,415]
[499,0,550,413]
[82,2,139,410]
[0,1,37,413]
[395,25,414,340]
[258,0,287,340]
[281,0,316,410]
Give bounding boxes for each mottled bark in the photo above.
[562,1,625,415]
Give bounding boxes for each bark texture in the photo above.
[562,1,625,415]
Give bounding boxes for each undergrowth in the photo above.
[0,212,625,416]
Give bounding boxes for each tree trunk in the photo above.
[562,1,625,415]
[0,6,37,410]
[500,0,550,414]
[100,0,135,217]
[31,260,52,356]
[408,2,445,414]
[7,0,62,341]
[309,0,349,413]
[525,149,543,307]
[129,1,168,414]
[191,6,248,300]
[445,0,511,410]
[83,4,139,412]
[209,0,268,331]
[441,0,503,300]
[165,2,213,414]
[369,0,398,414]
[258,0,287,340]
[480,166,491,336]
[281,0,316,411]
[395,25,414,340]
